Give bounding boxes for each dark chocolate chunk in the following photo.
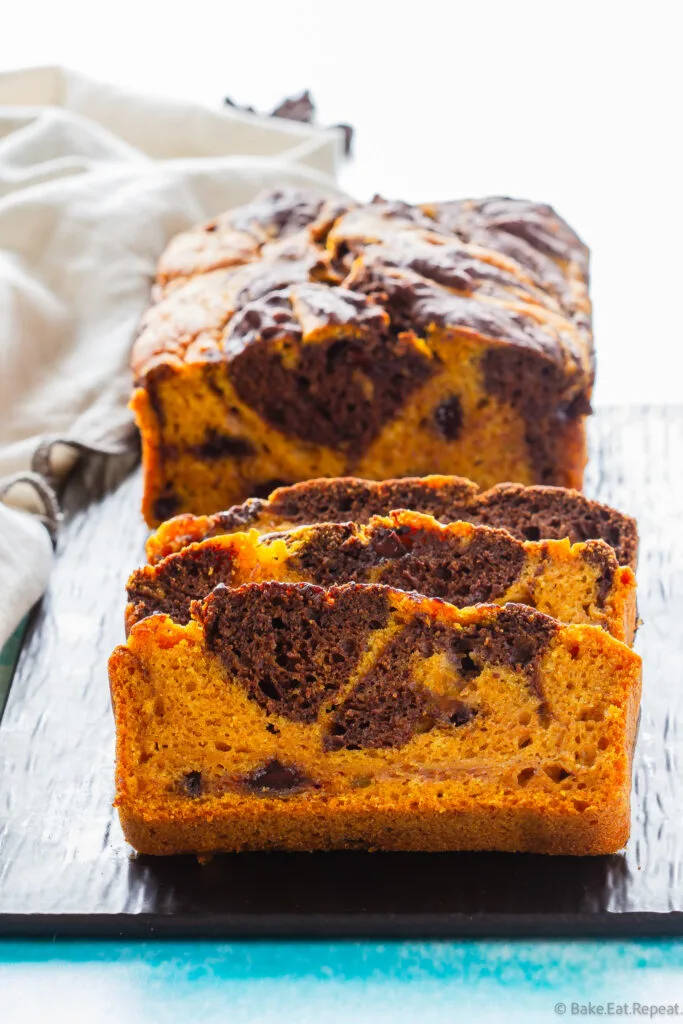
[189,429,257,461]
[182,771,203,797]
[153,487,181,524]
[434,395,464,441]
[241,759,312,795]
[199,581,390,723]
[446,701,478,727]
[370,528,409,559]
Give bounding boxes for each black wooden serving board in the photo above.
[1,406,682,938]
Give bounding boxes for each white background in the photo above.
[2,0,681,405]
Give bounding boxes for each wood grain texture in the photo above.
[0,407,680,937]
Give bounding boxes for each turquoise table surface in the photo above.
[2,940,683,1022]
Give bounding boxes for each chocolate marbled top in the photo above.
[132,186,592,386]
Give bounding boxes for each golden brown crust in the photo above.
[116,802,629,857]
[135,191,591,379]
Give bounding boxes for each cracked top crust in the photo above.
[131,187,592,390]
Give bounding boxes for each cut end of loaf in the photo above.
[110,582,641,856]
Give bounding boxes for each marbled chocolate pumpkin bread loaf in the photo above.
[132,189,593,526]
[128,511,637,643]
[110,582,641,856]
[146,475,638,569]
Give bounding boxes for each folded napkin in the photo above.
[0,66,345,647]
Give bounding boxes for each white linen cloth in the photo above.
[0,66,345,646]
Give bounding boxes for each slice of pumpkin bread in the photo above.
[110,581,641,856]
[128,510,636,642]
[145,474,638,568]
